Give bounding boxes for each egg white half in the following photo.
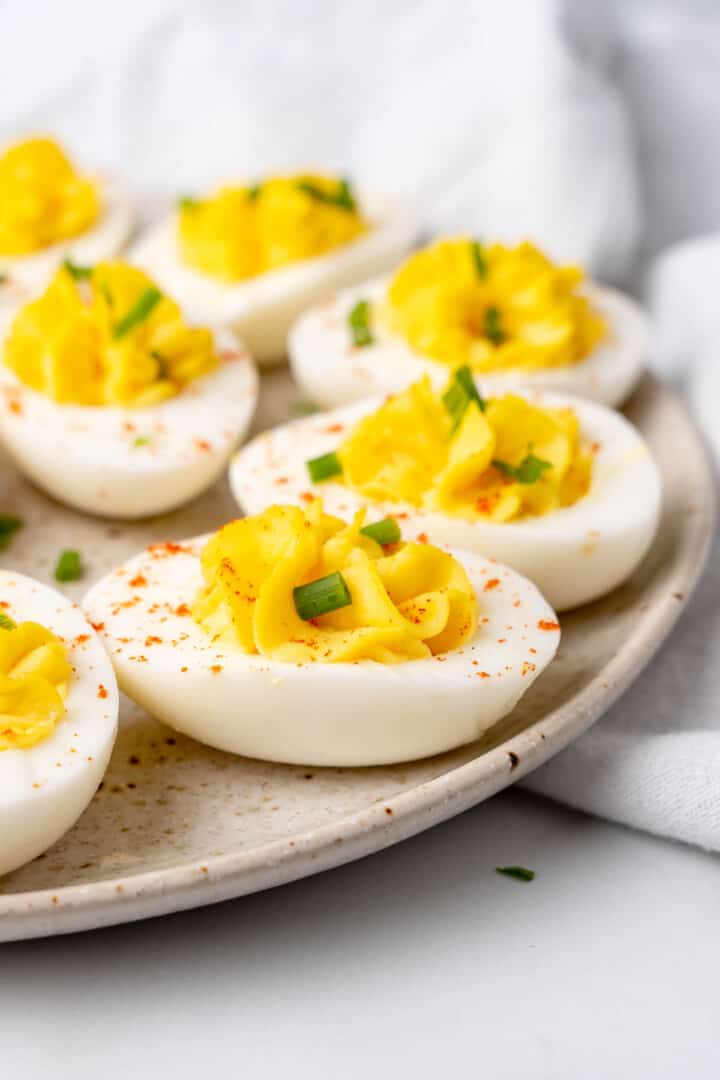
[230,391,662,611]
[0,330,259,519]
[131,192,418,365]
[0,571,119,878]
[83,536,558,767]
[289,277,649,409]
[0,177,134,300]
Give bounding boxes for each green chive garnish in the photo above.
[0,612,16,630]
[63,258,93,281]
[442,365,486,434]
[496,866,535,882]
[290,399,319,417]
[178,196,200,211]
[54,549,83,583]
[294,571,352,620]
[348,298,374,347]
[492,453,552,484]
[484,305,504,345]
[246,184,262,201]
[112,287,163,340]
[359,518,401,546]
[151,351,170,380]
[297,177,357,212]
[133,434,152,448]
[306,451,343,483]
[0,514,23,551]
[470,240,488,279]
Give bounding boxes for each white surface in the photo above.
[3,792,719,1079]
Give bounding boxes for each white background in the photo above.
[2,1,720,1076]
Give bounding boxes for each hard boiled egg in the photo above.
[0,137,133,299]
[289,238,648,408]
[230,376,662,611]
[0,570,118,878]
[0,260,258,518]
[83,502,560,767]
[132,173,417,365]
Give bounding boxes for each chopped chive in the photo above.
[297,177,357,212]
[290,398,319,417]
[0,612,15,630]
[306,450,343,483]
[112,287,163,340]
[133,434,152,448]
[492,452,552,484]
[63,257,93,281]
[294,571,352,620]
[0,514,23,551]
[348,298,373,347]
[496,866,535,882]
[484,305,504,345]
[151,350,170,380]
[101,282,113,307]
[246,184,262,201]
[470,240,488,279]
[360,517,401,546]
[442,365,486,434]
[54,549,83,583]
[178,196,200,211]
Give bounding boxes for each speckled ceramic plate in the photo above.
[0,372,714,941]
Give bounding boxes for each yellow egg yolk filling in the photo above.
[337,377,593,522]
[178,174,367,283]
[4,261,218,407]
[380,238,605,372]
[192,502,477,664]
[0,619,72,751]
[0,137,99,256]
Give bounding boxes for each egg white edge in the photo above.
[229,389,663,612]
[0,571,119,875]
[0,327,259,518]
[130,189,419,362]
[82,537,560,767]
[288,276,649,409]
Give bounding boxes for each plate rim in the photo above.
[0,372,715,941]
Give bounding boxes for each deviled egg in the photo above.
[230,371,662,611]
[289,237,648,408]
[0,570,118,877]
[0,136,133,299]
[0,259,258,518]
[83,502,559,766]
[132,173,417,364]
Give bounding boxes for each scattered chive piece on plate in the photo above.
[0,612,15,630]
[63,257,93,281]
[0,514,23,551]
[348,298,374,347]
[294,571,352,620]
[470,240,488,279]
[496,866,535,882]
[360,517,401,546]
[113,287,163,340]
[290,399,319,417]
[306,450,343,483]
[133,434,152,448]
[492,453,552,484]
[484,305,504,344]
[178,196,200,211]
[54,549,83,583]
